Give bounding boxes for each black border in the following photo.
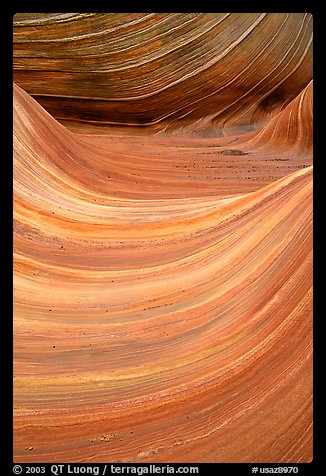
[2,3,322,475]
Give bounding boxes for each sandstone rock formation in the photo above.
[13,13,313,463]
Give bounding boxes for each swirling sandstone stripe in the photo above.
[13,12,312,463]
[14,88,312,462]
[13,13,312,133]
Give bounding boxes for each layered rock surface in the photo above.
[13,13,313,463]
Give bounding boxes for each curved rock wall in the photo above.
[14,13,312,134]
[13,13,313,463]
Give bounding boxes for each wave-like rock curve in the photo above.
[13,13,313,463]
[13,13,312,135]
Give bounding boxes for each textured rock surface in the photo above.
[13,13,312,134]
[13,13,312,463]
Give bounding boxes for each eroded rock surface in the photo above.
[13,13,313,463]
